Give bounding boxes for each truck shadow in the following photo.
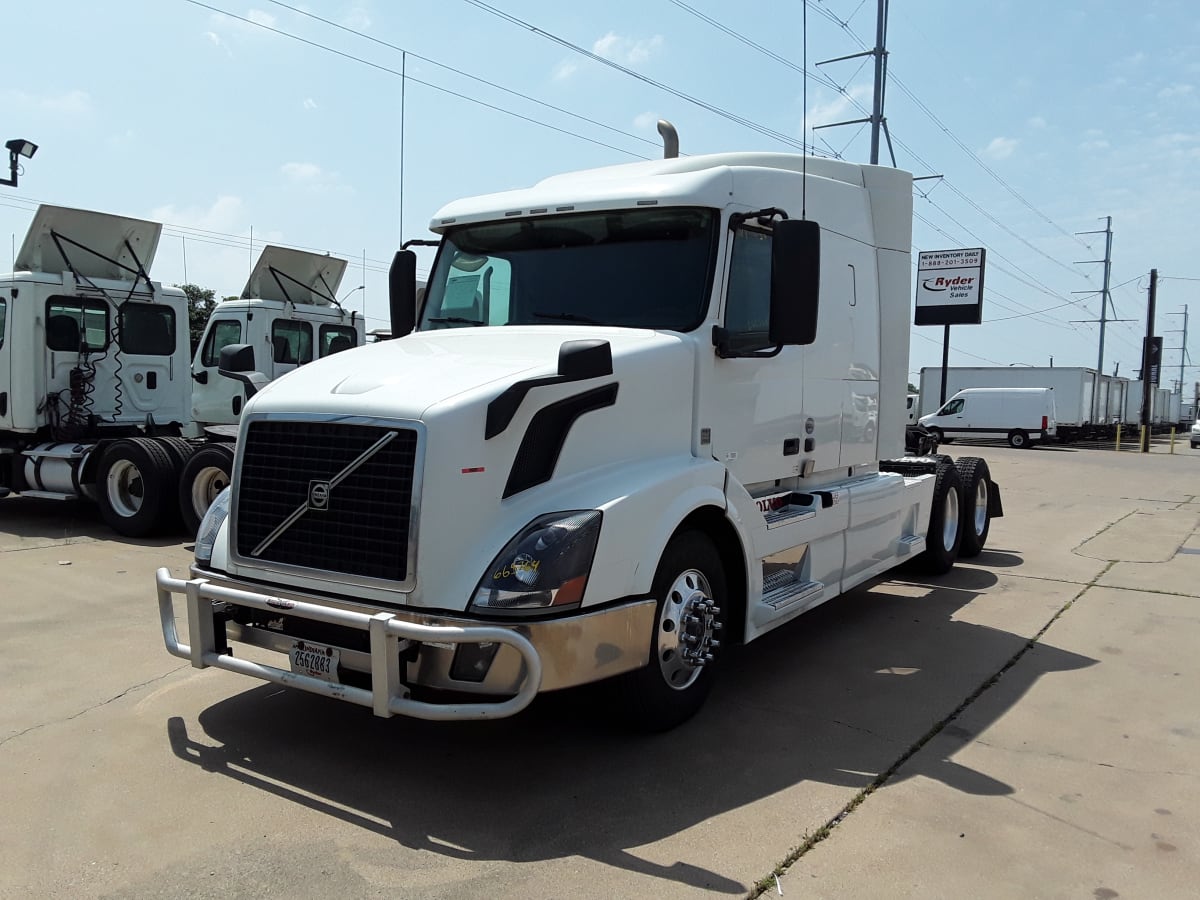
[165,563,1095,894]
[0,496,185,548]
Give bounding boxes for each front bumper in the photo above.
[155,568,655,721]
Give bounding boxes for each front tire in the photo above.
[955,457,992,558]
[611,531,727,732]
[917,463,962,575]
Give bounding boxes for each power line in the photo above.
[184,0,654,160]
[460,0,824,153]
[263,0,663,153]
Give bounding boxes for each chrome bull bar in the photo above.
[155,568,542,721]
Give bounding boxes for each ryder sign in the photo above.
[915,248,986,325]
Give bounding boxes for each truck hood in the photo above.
[244,326,677,420]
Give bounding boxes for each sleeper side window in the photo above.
[271,320,313,365]
[46,297,109,352]
[319,323,357,357]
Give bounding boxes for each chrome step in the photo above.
[17,490,76,501]
[897,535,926,556]
[763,579,825,611]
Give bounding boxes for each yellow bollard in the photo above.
[1116,424,1122,452]
[1170,427,1176,454]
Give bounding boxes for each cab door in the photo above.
[0,292,10,429]
[190,313,249,425]
[268,318,314,380]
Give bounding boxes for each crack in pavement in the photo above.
[748,560,1119,899]
[0,664,189,750]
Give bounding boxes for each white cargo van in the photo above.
[919,387,1056,448]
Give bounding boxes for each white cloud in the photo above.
[303,97,318,110]
[1158,83,1194,99]
[247,8,276,28]
[553,60,579,81]
[281,162,322,181]
[983,136,1018,160]
[207,8,277,38]
[806,84,872,129]
[149,195,246,233]
[341,6,371,30]
[2,88,92,114]
[1027,115,1047,129]
[592,32,663,66]
[203,31,233,57]
[633,111,660,131]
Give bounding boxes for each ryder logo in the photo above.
[921,275,975,292]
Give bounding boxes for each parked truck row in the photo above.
[918,366,1188,446]
[0,205,365,536]
[155,144,1005,730]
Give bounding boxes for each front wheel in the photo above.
[611,531,727,732]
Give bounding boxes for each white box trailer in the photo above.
[156,146,1008,731]
[918,366,1117,440]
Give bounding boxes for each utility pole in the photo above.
[1074,216,1118,423]
[1167,304,1189,402]
[814,0,895,167]
[1140,269,1159,453]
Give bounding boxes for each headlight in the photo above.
[470,510,602,614]
[194,486,232,566]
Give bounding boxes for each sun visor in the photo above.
[16,204,162,279]
[241,245,348,305]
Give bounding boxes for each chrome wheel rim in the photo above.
[657,568,722,691]
[973,478,988,536]
[942,485,959,551]
[190,466,229,519]
[106,459,144,518]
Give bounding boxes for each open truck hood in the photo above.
[241,245,347,305]
[15,205,161,279]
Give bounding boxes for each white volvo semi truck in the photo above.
[156,146,1003,730]
[0,205,364,536]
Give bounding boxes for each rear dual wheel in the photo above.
[954,458,993,558]
[95,439,177,538]
[917,462,963,575]
[179,443,236,537]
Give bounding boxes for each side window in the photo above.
[427,256,513,327]
[319,324,357,357]
[271,320,313,365]
[46,297,109,352]
[942,398,965,415]
[724,226,772,339]
[118,303,176,355]
[201,320,243,367]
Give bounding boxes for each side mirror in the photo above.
[769,218,820,346]
[389,250,417,338]
[217,343,269,399]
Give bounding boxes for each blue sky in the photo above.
[2,0,1198,389]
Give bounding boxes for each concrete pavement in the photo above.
[0,443,1197,899]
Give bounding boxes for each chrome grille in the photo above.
[235,420,418,582]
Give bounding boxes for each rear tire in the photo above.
[954,457,992,558]
[610,531,727,732]
[1007,429,1030,449]
[95,439,176,537]
[917,463,962,575]
[179,443,236,537]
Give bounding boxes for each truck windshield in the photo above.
[418,208,717,332]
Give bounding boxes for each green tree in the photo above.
[178,283,216,356]
[908,382,920,394]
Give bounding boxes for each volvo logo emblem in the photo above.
[308,480,331,511]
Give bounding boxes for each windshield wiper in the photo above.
[532,311,602,325]
[427,316,484,326]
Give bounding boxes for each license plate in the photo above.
[289,640,340,683]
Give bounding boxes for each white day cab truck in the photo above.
[156,142,1005,731]
[0,205,364,537]
[919,387,1057,449]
